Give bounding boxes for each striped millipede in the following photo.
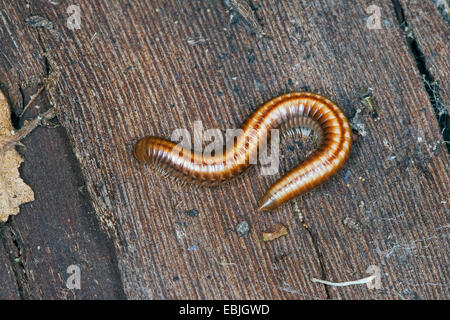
[134,92,352,211]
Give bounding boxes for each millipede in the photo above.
[134,92,353,211]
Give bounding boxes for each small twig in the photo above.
[312,275,376,287]
[19,86,45,117]
[1,107,57,154]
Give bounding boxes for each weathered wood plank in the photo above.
[0,2,125,299]
[2,0,448,299]
[39,0,450,299]
[36,0,330,299]
[0,242,20,299]
[257,0,449,299]
[2,119,126,299]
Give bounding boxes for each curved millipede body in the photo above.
[134,92,352,210]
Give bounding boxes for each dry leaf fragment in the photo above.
[262,223,288,242]
[0,90,34,222]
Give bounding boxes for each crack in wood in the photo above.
[35,30,51,77]
[392,0,450,154]
[0,222,34,299]
[293,203,332,299]
[300,223,332,299]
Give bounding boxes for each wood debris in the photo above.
[262,223,288,241]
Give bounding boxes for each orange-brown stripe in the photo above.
[134,92,352,210]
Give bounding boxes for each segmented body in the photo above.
[134,92,352,210]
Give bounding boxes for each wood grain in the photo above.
[0,0,448,299]
[0,240,20,299]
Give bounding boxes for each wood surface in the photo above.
[0,240,20,299]
[399,0,449,149]
[0,1,125,299]
[0,0,448,299]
